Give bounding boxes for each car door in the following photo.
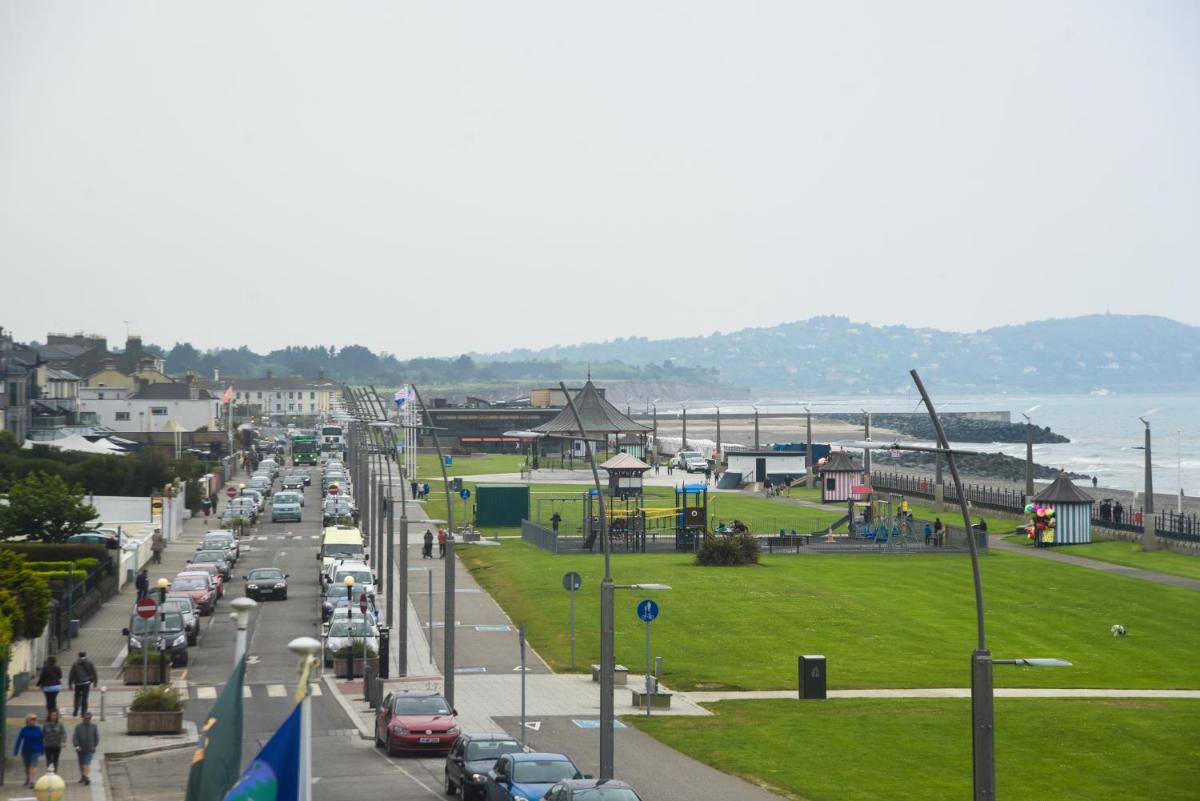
[447,737,466,788]
[376,692,393,742]
[486,755,511,801]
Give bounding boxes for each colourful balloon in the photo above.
[1025,504,1034,514]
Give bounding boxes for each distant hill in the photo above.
[477,314,1200,394]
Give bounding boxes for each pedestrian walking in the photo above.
[69,651,98,717]
[201,496,211,517]
[410,480,419,500]
[423,529,434,559]
[923,522,933,546]
[135,568,150,600]
[73,712,99,785]
[37,656,63,714]
[43,710,66,774]
[1092,476,1098,489]
[654,461,660,476]
[150,529,165,564]
[437,528,447,558]
[422,483,430,500]
[550,511,562,534]
[1114,501,1124,524]
[13,713,44,787]
[932,518,944,548]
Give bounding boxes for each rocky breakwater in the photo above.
[828,412,1070,445]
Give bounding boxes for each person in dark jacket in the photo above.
[43,709,66,774]
[70,651,99,716]
[422,529,434,559]
[73,712,100,785]
[135,568,150,600]
[14,713,44,787]
[36,656,63,714]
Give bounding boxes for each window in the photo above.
[275,392,282,398]
[310,403,316,411]
[151,407,168,416]
[115,412,130,421]
[256,392,262,399]
[310,392,315,399]
[288,403,295,411]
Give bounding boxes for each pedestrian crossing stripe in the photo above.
[191,684,321,699]
[266,684,287,697]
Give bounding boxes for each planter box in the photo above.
[332,656,379,679]
[592,664,629,685]
[630,689,673,710]
[124,663,172,686]
[127,710,184,735]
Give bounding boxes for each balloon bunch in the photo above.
[1024,503,1056,539]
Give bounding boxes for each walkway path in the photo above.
[987,536,1200,591]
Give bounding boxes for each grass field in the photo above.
[415,452,526,477]
[627,698,1200,801]
[995,536,1200,580]
[456,541,1200,690]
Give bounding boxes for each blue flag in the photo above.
[221,702,302,801]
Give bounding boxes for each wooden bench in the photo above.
[592,664,629,685]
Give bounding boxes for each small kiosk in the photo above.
[818,451,865,503]
[1030,472,1095,545]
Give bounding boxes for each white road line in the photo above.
[266,684,287,697]
[196,686,217,700]
[309,683,322,697]
[243,686,253,698]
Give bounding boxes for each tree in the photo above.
[0,472,98,543]
[0,551,51,640]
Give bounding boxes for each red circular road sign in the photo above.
[328,484,340,496]
[359,592,368,614]
[136,598,158,619]
[226,486,238,499]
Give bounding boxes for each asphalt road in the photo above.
[161,462,453,801]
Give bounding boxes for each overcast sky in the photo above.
[2,1,1197,358]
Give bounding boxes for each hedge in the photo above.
[37,570,88,582]
[25,559,102,572]
[0,543,109,563]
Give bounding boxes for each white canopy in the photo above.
[23,434,126,455]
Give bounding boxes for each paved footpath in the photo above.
[987,534,1200,590]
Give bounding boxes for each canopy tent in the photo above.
[23,434,126,455]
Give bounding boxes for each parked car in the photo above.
[66,530,133,550]
[162,595,200,645]
[224,501,258,525]
[322,498,358,526]
[169,574,216,614]
[321,561,376,600]
[271,493,303,523]
[374,690,460,756]
[674,450,709,473]
[189,550,233,581]
[247,477,273,498]
[322,595,379,626]
[244,567,289,601]
[180,565,224,599]
[239,488,265,511]
[201,531,240,562]
[280,474,305,492]
[483,753,585,801]
[323,618,379,667]
[444,733,524,800]
[123,610,189,666]
[541,779,643,801]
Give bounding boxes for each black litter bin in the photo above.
[799,655,827,700]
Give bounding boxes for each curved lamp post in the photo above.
[230,596,258,667]
[343,575,356,680]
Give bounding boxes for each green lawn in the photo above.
[996,537,1200,581]
[628,698,1200,801]
[415,452,526,478]
[457,542,1200,691]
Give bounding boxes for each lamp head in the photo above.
[156,577,170,589]
[343,575,355,587]
[288,636,321,657]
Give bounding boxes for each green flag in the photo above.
[185,654,247,801]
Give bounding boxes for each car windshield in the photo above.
[572,790,642,801]
[322,544,363,558]
[334,571,371,586]
[275,494,301,504]
[328,620,373,637]
[392,695,451,716]
[466,740,522,761]
[194,552,224,563]
[171,578,206,591]
[165,596,195,612]
[130,612,184,634]
[161,600,192,616]
[512,761,579,784]
[204,536,233,546]
[249,569,284,580]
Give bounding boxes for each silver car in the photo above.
[323,618,379,666]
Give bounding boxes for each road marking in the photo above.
[196,686,217,700]
[454,667,486,674]
[310,535,320,540]
[309,683,322,697]
[512,666,531,672]
[267,684,287,697]
[523,721,541,731]
[243,686,253,698]
[247,655,261,665]
[454,588,480,593]
[572,719,626,729]
[474,625,511,633]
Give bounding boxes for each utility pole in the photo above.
[805,406,814,489]
[1142,415,1157,551]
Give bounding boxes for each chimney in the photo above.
[265,368,273,380]
[213,367,220,382]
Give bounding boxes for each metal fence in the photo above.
[1155,510,1200,543]
[871,471,1027,513]
[521,519,559,554]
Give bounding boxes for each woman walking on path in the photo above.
[437,528,447,558]
[423,529,434,559]
[13,713,44,787]
[43,709,66,774]
[37,656,64,714]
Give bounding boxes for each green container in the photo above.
[475,484,530,528]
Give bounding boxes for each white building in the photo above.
[79,382,221,433]
[725,450,808,486]
[209,376,339,419]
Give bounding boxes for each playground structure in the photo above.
[534,483,710,553]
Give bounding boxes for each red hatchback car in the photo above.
[375,690,461,756]
[170,574,216,615]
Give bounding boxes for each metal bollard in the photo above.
[363,664,375,701]
[99,686,107,722]
[654,656,663,693]
[378,626,390,679]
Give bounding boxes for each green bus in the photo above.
[292,435,318,465]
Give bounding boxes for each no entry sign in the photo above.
[136,598,158,619]
[328,484,340,496]
[226,486,237,499]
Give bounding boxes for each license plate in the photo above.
[418,737,440,744]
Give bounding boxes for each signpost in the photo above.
[328,484,340,496]
[518,624,527,747]
[135,598,158,619]
[459,488,471,533]
[636,600,659,716]
[136,598,158,689]
[563,572,582,670]
[226,486,237,499]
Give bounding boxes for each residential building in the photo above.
[0,326,38,441]
[204,375,338,420]
[79,380,221,433]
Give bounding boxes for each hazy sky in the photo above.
[2,1,1197,358]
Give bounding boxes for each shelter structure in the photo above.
[1032,471,1095,545]
[817,450,865,503]
[600,452,650,499]
[531,380,651,465]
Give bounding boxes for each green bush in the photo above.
[695,532,761,566]
[0,551,51,639]
[333,641,378,659]
[129,685,185,712]
[25,558,101,572]
[0,543,109,563]
[37,570,88,583]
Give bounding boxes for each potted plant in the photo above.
[127,685,186,734]
[122,650,172,685]
[331,641,378,678]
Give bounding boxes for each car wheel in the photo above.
[386,735,397,757]
[374,726,384,748]
[282,592,288,600]
[444,772,456,796]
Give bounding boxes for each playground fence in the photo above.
[521,519,559,554]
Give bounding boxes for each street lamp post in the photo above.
[714,405,722,463]
[155,578,169,683]
[1140,415,1157,551]
[804,404,814,489]
[1021,406,1040,500]
[343,575,355,680]
[861,407,872,477]
[753,406,759,450]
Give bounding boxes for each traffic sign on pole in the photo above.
[136,598,158,619]
[459,489,471,501]
[359,592,368,614]
[328,484,340,496]
[562,572,582,591]
[226,486,237,499]
[636,599,659,623]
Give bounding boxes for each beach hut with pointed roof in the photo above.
[817,450,864,503]
[1033,471,1095,545]
[600,452,651,498]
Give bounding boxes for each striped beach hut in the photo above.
[1033,472,1095,545]
[817,450,864,503]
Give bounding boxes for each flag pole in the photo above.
[289,636,320,801]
